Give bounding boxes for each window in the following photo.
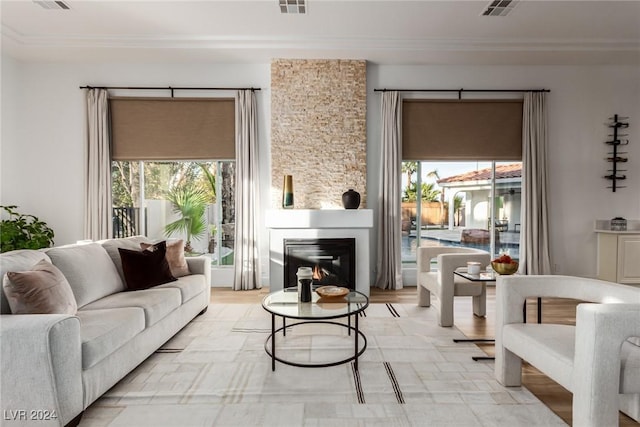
[112,160,235,266]
[401,161,521,263]
[400,98,523,264]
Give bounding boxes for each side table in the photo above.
[452,270,541,361]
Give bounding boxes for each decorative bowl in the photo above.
[316,285,349,299]
[491,261,519,275]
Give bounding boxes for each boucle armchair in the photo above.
[417,246,491,327]
[494,275,640,426]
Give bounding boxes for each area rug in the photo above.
[80,303,566,426]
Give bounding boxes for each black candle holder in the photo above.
[604,114,629,192]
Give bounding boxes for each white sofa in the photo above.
[417,246,491,327]
[0,236,211,427]
[494,275,640,426]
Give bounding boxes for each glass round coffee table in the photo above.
[261,288,369,371]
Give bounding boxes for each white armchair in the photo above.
[495,275,640,426]
[417,246,491,327]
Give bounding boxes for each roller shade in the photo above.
[110,97,235,160]
[402,99,523,161]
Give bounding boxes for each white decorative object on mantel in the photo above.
[266,209,373,295]
[594,219,640,285]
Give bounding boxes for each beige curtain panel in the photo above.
[110,97,235,160]
[520,92,552,275]
[375,91,404,290]
[233,90,261,291]
[85,88,112,240]
[402,99,523,161]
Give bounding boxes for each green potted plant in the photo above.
[164,183,209,253]
[0,205,55,252]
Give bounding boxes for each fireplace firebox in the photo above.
[283,238,356,290]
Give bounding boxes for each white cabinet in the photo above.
[596,231,640,285]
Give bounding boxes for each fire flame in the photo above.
[312,264,325,281]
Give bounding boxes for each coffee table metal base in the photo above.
[265,316,367,371]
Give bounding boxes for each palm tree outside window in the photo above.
[111,160,235,266]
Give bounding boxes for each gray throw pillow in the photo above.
[3,259,78,315]
[46,243,124,308]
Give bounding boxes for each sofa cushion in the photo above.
[418,271,438,290]
[76,307,145,369]
[0,250,52,314]
[118,241,177,291]
[155,274,206,304]
[453,277,484,296]
[100,236,149,283]
[140,239,190,278]
[80,287,181,327]
[3,259,78,315]
[503,323,575,391]
[46,243,124,308]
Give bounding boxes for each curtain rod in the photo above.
[374,88,549,93]
[79,85,261,93]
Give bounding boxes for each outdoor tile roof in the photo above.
[437,163,521,183]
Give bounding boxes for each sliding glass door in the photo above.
[111,160,235,266]
[401,161,522,263]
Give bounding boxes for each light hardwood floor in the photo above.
[210,286,638,426]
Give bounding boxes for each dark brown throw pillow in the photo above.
[118,240,177,291]
[140,239,190,278]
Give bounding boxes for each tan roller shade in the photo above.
[110,97,235,160]
[402,99,523,161]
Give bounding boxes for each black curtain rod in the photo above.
[79,85,260,91]
[374,88,549,93]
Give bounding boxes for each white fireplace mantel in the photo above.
[266,209,373,295]
[265,209,373,229]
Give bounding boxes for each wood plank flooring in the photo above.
[210,286,638,426]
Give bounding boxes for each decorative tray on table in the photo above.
[315,285,349,300]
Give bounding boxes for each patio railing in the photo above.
[112,207,146,238]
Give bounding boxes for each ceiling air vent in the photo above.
[279,0,306,14]
[481,0,518,16]
[33,1,70,10]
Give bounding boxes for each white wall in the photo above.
[2,57,639,284]
[367,64,640,280]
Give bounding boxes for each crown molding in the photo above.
[3,25,639,54]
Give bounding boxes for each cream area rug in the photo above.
[80,303,566,427]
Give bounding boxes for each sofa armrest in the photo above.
[572,303,640,426]
[496,275,640,326]
[416,248,429,274]
[186,256,211,287]
[0,314,83,427]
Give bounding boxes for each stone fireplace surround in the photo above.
[265,209,373,296]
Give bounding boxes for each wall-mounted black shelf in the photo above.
[604,114,629,192]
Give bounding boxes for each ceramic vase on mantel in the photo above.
[342,189,361,209]
[282,175,294,209]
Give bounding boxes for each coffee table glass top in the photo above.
[262,289,369,320]
[454,270,497,282]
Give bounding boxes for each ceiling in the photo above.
[2,0,639,65]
